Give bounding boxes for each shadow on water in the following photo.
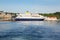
[0,21,60,40]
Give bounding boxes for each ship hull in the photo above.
[15,18,44,21]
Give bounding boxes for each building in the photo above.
[45,16,57,21]
[0,11,17,21]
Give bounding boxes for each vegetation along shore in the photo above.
[39,12,60,19]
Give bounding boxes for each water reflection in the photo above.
[0,21,60,40]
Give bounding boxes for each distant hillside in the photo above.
[39,12,60,19]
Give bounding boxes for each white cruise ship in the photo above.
[15,11,45,21]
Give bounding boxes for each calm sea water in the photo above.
[0,21,60,40]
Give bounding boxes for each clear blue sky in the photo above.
[0,0,60,13]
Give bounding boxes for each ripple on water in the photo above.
[0,21,60,40]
